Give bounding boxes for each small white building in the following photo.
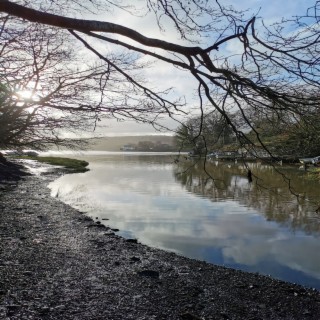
[120,145,135,151]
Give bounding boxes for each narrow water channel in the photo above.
[48,152,320,289]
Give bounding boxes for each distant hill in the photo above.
[87,135,175,151]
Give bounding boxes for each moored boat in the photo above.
[299,155,320,165]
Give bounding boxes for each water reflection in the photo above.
[174,160,320,235]
[48,153,320,289]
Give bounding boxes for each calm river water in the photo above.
[47,152,320,289]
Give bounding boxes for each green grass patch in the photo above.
[306,167,320,181]
[19,156,89,172]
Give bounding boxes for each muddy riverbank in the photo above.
[0,159,319,319]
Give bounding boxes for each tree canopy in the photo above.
[175,111,235,155]
[1,0,320,154]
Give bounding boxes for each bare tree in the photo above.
[0,10,168,149]
[0,0,320,154]
[175,111,235,155]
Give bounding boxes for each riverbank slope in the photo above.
[0,159,319,319]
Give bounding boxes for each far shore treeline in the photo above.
[87,135,176,152]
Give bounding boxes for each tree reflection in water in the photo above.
[174,160,320,235]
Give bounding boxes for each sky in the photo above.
[83,0,317,137]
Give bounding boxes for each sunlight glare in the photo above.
[15,90,40,113]
[16,90,35,101]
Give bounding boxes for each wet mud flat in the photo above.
[0,160,320,319]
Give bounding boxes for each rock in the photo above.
[6,305,20,315]
[126,238,138,244]
[220,312,230,319]
[54,305,66,311]
[0,152,8,164]
[95,241,106,247]
[137,270,160,278]
[39,306,50,314]
[104,231,115,236]
[87,223,105,228]
[130,256,141,263]
[180,312,202,320]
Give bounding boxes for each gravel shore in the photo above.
[0,159,320,319]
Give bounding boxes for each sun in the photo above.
[14,90,41,113]
[16,90,35,101]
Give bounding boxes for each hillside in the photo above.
[86,135,175,151]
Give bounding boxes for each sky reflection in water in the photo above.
[48,153,320,289]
